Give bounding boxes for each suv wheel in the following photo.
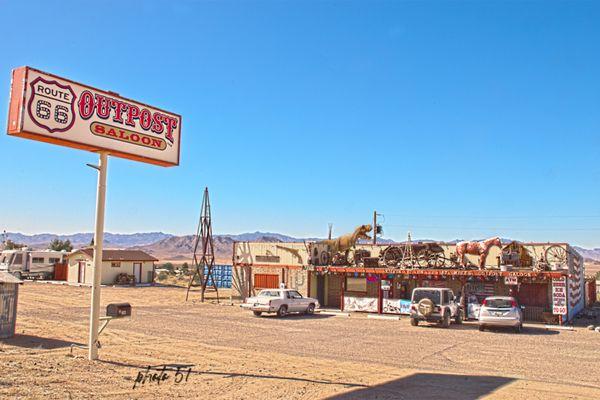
[410,318,419,326]
[454,310,463,325]
[441,311,450,328]
[277,305,288,318]
[253,311,262,317]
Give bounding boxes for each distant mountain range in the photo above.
[4,231,600,263]
[573,247,600,262]
[2,232,173,248]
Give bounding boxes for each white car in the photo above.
[478,296,524,333]
[242,289,319,317]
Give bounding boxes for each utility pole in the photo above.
[87,152,108,361]
[328,223,333,240]
[373,211,384,245]
[373,211,377,245]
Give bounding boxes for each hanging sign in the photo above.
[552,277,567,315]
[7,66,182,167]
[504,276,518,285]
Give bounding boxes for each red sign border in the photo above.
[7,66,182,167]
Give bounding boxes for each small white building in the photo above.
[67,249,158,285]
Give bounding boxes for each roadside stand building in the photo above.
[0,271,23,339]
[67,249,158,285]
[232,229,585,325]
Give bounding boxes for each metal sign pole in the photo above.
[88,151,108,360]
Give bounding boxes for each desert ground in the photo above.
[1,283,599,399]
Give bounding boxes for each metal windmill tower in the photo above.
[401,232,415,267]
[186,187,219,303]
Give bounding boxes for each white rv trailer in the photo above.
[0,248,67,280]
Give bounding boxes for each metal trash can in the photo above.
[0,271,24,339]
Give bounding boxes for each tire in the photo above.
[253,311,262,317]
[417,298,435,317]
[277,305,288,318]
[13,271,22,280]
[441,312,450,328]
[454,310,463,325]
[479,325,485,331]
[410,318,419,326]
[306,304,315,315]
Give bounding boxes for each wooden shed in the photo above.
[0,271,24,339]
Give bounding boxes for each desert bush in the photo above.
[161,262,175,272]
[157,271,168,281]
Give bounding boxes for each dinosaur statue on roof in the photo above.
[319,224,373,254]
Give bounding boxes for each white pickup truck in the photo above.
[242,289,320,317]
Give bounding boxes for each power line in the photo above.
[383,224,600,232]
[383,214,600,219]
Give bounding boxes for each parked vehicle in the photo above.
[410,287,463,328]
[478,296,524,333]
[241,289,319,317]
[0,249,67,280]
[463,293,482,320]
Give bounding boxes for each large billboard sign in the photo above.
[7,66,181,166]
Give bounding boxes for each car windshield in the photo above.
[485,298,515,308]
[412,290,441,304]
[258,290,280,297]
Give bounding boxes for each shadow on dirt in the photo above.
[325,372,515,400]
[480,325,559,335]
[0,334,84,349]
[99,359,368,388]
[257,313,336,320]
[415,322,559,335]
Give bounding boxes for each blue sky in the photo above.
[1,1,599,247]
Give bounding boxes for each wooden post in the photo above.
[378,275,383,314]
[340,274,345,311]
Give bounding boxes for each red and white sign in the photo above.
[552,277,567,315]
[7,66,181,167]
[504,276,518,285]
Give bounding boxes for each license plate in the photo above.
[494,312,504,316]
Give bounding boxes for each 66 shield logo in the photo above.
[27,77,77,133]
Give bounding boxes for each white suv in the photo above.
[410,287,463,328]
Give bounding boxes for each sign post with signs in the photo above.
[7,67,182,360]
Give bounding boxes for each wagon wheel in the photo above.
[430,252,446,268]
[416,249,432,268]
[381,246,402,267]
[545,245,567,266]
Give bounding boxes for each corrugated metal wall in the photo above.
[0,283,18,339]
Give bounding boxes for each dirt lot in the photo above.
[1,283,599,399]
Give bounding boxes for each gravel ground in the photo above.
[1,282,599,399]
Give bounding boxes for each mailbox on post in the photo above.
[106,303,132,318]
